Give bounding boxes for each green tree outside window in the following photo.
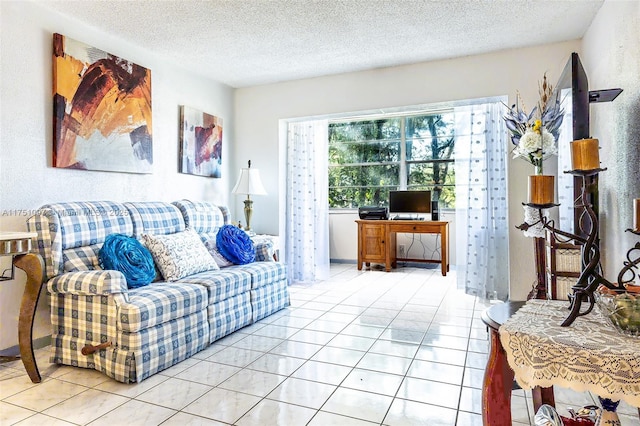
[329,113,455,209]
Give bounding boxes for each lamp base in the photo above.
[243,198,253,231]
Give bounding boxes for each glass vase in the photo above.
[535,165,543,176]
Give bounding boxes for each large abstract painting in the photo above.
[179,106,222,178]
[52,33,152,173]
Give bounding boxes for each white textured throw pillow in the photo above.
[141,229,218,281]
[203,237,234,268]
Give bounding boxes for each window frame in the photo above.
[328,110,455,210]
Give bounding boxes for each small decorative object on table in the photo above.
[534,404,564,426]
[594,225,640,335]
[595,285,640,337]
[534,403,597,426]
[594,398,621,426]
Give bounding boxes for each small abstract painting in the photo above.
[52,33,153,173]
[179,106,223,178]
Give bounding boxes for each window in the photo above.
[328,112,455,209]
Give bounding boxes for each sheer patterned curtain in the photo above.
[454,101,509,300]
[285,120,330,283]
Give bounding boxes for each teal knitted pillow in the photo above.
[98,234,156,289]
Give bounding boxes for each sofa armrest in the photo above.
[254,241,275,262]
[47,270,128,295]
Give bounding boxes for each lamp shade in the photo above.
[232,165,267,196]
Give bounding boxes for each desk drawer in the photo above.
[390,223,440,233]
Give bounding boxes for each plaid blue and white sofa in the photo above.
[27,200,289,383]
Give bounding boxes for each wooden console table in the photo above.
[355,219,449,276]
[481,301,555,425]
[483,299,640,425]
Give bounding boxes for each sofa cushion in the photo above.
[52,201,134,249]
[229,262,287,289]
[142,229,218,281]
[118,282,208,332]
[28,201,134,278]
[125,202,185,237]
[63,244,102,272]
[176,268,252,304]
[172,200,230,233]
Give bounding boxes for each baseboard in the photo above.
[0,335,51,358]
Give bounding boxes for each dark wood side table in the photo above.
[481,301,555,426]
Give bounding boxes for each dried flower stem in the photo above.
[536,73,554,175]
[537,73,554,118]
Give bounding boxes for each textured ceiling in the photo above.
[36,0,604,88]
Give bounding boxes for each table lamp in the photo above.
[232,160,267,231]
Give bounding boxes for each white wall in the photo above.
[235,41,581,301]
[581,0,640,281]
[0,1,235,349]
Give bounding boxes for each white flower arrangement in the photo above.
[512,124,558,165]
[503,73,564,173]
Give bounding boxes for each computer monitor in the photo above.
[388,190,431,215]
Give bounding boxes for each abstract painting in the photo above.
[179,106,222,178]
[52,33,152,173]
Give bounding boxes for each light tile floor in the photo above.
[1,264,639,425]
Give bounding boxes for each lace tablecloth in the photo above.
[499,299,640,407]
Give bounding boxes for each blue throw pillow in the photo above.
[216,225,255,265]
[99,234,156,288]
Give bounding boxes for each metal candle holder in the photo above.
[517,168,640,326]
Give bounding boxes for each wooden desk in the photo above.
[355,219,449,276]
